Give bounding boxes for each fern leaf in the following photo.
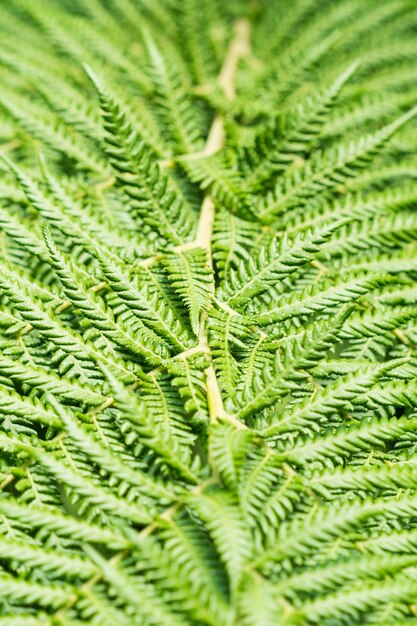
[0,1,417,623]
[241,62,358,192]
[258,106,417,222]
[223,220,347,308]
[86,67,197,245]
[143,30,205,153]
[188,489,252,594]
[163,247,214,335]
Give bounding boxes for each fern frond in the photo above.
[163,247,213,335]
[222,220,348,308]
[188,488,252,594]
[241,62,358,192]
[0,1,417,623]
[258,106,417,222]
[143,30,205,153]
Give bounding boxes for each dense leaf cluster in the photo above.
[0,0,417,624]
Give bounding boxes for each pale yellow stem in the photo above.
[195,18,251,253]
[195,19,251,426]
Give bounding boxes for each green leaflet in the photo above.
[86,66,198,245]
[222,219,349,308]
[162,247,214,336]
[43,226,170,366]
[257,105,417,223]
[187,488,253,595]
[0,0,417,624]
[240,62,359,192]
[143,29,206,154]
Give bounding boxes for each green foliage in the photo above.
[0,0,417,624]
